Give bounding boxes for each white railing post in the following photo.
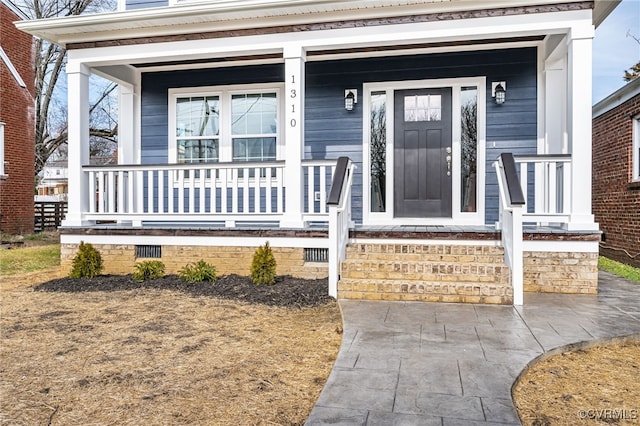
[510,206,524,306]
[494,154,525,306]
[327,158,354,299]
[328,204,339,298]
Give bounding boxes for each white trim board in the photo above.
[64,10,592,67]
[350,238,500,247]
[0,47,27,88]
[523,240,599,253]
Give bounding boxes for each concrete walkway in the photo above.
[306,272,640,425]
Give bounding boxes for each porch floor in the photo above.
[59,223,599,241]
[306,272,640,425]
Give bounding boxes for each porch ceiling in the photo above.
[15,0,610,48]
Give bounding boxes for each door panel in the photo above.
[394,88,452,218]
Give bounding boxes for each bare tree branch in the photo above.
[18,0,118,175]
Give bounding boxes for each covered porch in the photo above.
[50,2,600,232]
[17,0,603,304]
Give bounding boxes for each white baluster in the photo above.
[88,171,96,214]
[158,170,164,214]
[307,165,315,214]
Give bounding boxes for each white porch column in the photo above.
[117,83,139,164]
[281,45,306,228]
[566,27,598,231]
[62,62,91,227]
[544,58,567,154]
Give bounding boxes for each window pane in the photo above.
[177,139,219,163]
[232,138,277,162]
[404,95,441,122]
[370,91,387,212]
[232,93,277,135]
[176,96,219,137]
[460,87,477,212]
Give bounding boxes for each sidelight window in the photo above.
[370,91,387,212]
[460,87,478,212]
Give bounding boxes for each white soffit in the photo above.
[16,0,597,47]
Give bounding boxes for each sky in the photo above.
[592,0,640,104]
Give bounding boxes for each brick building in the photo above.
[1,0,35,234]
[592,78,640,268]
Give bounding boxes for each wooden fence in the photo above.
[34,202,67,232]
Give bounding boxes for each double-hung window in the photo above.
[169,85,281,170]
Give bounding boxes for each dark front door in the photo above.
[394,88,452,217]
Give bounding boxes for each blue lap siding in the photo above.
[139,47,537,224]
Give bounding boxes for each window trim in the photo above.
[633,114,640,183]
[168,83,283,164]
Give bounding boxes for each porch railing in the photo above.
[494,153,526,306]
[327,157,355,299]
[514,154,572,224]
[82,159,336,225]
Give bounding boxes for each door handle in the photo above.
[446,154,452,176]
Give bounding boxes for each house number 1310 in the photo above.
[290,75,297,127]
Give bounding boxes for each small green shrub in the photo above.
[133,260,165,282]
[250,242,277,286]
[69,241,103,279]
[179,260,218,283]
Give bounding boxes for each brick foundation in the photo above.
[523,251,598,294]
[338,243,513,304]
[58,233,600,300]
[60,243,328,279]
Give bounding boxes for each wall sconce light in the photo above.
[345,89,357,111]
[492,81,506,105]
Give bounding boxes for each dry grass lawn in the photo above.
[514,340,640,426]
[0,269,342,425]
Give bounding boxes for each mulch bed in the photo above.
[35,274,334,308]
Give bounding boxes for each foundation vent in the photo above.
[136,245,162,259]
[304,247,328,263]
